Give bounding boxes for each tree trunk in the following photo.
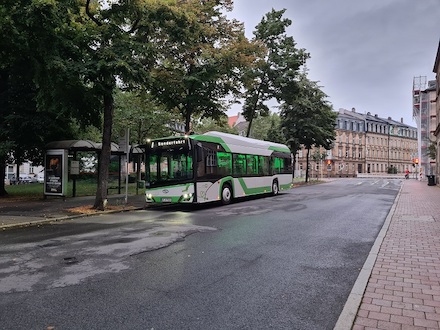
[305,148,310,183]
[291,156,296,181]
[246,116,253,137]
[185,109,191,134]
[0,160,8,197]
[93,91,114,210]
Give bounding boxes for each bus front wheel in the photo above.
[272,180,279,196]
[221,184,232,205]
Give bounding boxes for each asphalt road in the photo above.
[0,178,402,330]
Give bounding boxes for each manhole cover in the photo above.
[63,257,79,265]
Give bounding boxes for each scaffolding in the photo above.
[413,76,437,178]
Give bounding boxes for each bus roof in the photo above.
[191,131,291,155]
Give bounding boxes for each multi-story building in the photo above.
[433,42,440,185]
[296,108,418,178]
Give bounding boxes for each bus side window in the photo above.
[233,154,246,175]
[259,156,269,175]
[217,152,232,176]
[272,157,283,174]
[148,155,158,182]
[203,149,217,177]
[246,155,258,175]
[283,156,292,174]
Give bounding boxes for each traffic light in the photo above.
[326,159,331,165]
[413,158,419,164]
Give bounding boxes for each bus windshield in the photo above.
[147,147,193,186]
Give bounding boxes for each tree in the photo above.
[148,0,256,133]
[82,0,194,210]
[266,115,285,144]
[281,74,336,182]
[193,116,237,135]
[248,112,284,143]
[311,149,327,180]
[241,9,309,137]
[0,0,99,197]
[113,90,175,144]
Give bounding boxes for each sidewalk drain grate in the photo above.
[397,215,434,222]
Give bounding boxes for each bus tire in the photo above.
[272,180,279,196]
[221,183,232,205]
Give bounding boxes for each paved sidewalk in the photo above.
[336,179,440,330]
[0,193,146,229]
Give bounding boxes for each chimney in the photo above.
[388,117,392,120]
[352,107,356,112]
[401,117,403,123]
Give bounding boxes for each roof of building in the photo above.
[337,108,416,129]
[228,115,239,127]
[433,39,440,73]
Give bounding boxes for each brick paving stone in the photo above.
[352,180,440,329]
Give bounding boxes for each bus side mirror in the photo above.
[196,144,203,162]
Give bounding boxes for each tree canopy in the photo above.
[148,0,257,133]
[0,0,99,196]
[281,74,336,181]
[241,9,309,137]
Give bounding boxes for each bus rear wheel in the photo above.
[272,180,279,196]
[221,184,232,205]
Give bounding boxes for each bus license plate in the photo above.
[161,197,172,203]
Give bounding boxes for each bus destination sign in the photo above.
[152,139,187,149]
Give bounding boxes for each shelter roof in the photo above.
[45,140,120,153]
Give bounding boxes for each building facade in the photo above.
[296,108,418,178]
[433,42,440,185]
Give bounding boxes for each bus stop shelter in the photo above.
[44,140,123,197]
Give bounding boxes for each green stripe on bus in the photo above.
[191,135,231,153]
[268,146,291,153]
[237,178,271,195]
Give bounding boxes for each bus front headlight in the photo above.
[146,193,153,200]
[183,193,193,201]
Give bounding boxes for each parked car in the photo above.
[4,176,17,185]
[18,174,38,184]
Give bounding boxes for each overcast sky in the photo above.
[227,0,440,127]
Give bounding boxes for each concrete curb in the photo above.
[333,183,402,329]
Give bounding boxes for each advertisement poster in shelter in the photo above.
[44,149,67,196]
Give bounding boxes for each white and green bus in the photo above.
[143,131,292,205]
